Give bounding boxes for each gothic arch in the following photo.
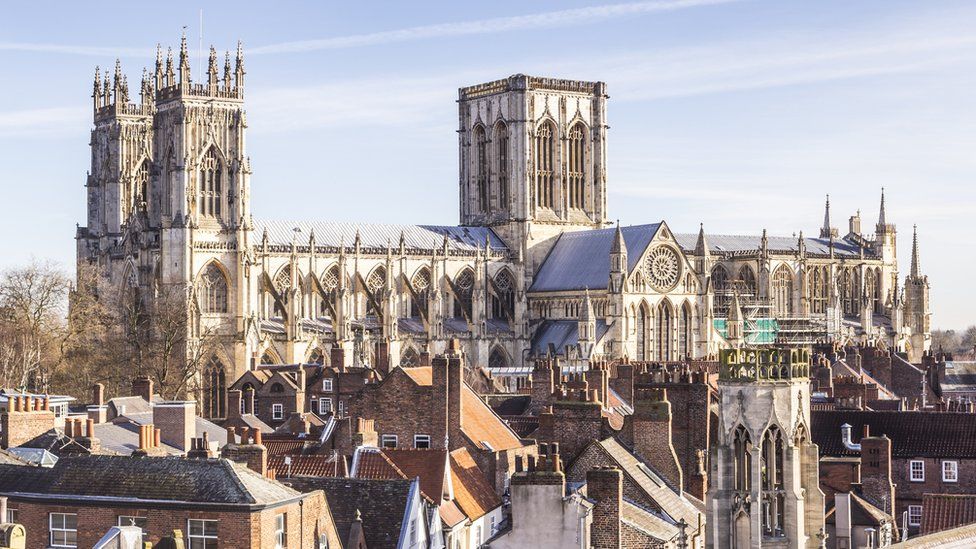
[196,260,230,314]
[808,265,829,314]
[162,147,176,217]
[678,300,693,359]
[491,268,516,320]
[566,121,587,210]
[493,120,510,210]
[452,268,475,319]
[760,424,786,536]
[198,145,225,219]
[364,265,387,316]
[533,119,557,210]
[711,264,731,311]
[260,347,282,365]
[771,264,794,316]
[732,424,752,491]
[489,346,510,369]
[656,299,675,361]
[409,265,432,318]
[472,124,489,213]
[203,356,226,419]
[400,345,420,367]
[636,300,652,361]
[737,265,757,296]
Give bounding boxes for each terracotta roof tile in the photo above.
[402,366,433,385]
[269,455,345,478]
[439,499,467,527]
[921,493,976,535]
[355,449,408,481]
[383,449,449,502]
[449,447,502,521]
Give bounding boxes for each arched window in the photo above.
[241,382,255,414]
[365,266,387,317]
[320,265,340,318]
[491,269,516,320]
[656,301,673,361]
[308,348,325,365]
[679,302,692,359]
[199,147,223,218]
[567,122,586,210]
[761,426,786,537]
[474,125,489,213]
[197,262,228,314]
[711,265,731,311]
[771,265,794,316]
[133,160,150,217]
[274,265,292,294]
[261,351,279,365]
[808,266,829,314]
[410,267,431,318]
[737,266,756,297]
[636,303,650,361]
[732,426,752,491]
[270,382,284,393]
[841,268,860,316]
[452,269,474,319]
[534,121,556,209]
[495,122,509,209]
[400,347,420,366]
[489,347,509,369]
[163,151,175,217]
[203,357,226,418]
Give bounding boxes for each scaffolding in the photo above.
[713,285,830,348]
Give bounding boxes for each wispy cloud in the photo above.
[0,42,148,57]
[0,107,88,138]
[247,0,742,54]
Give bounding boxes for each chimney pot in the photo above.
[86,418,94,438]
[253,429,262,445]
[226,425,236,443]
[154,428,161,448]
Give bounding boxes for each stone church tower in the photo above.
[457,75,610,277]
[903,225,930,362]
[708,349,825,549]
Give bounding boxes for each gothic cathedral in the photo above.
[76,37,932,418]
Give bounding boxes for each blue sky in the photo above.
[1,0,973,328]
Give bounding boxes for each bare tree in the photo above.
[0,261,72,391]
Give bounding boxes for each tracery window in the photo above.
[808,266,829,314]
[203,356,226,418]
[567,122,586,210]
[771,265,794,316]
[534,121,556,209]
[865,268,879,314]
[495,122,509,209]
[738,266,757,297]
[199,147,223,218]
[134,160,149,216]
[711,265,731,311]
[410,267,431,318]
[733,425,752,492]
[452,269,474,319]
[679,302,692,359]
[274,266,292,294]
[197,262,228,314]
[365,266,387,316]
[636,304,651,361]
[761,426,786,537]
[656,302,673,361]
[491,269,516,320]
[841,268,860,316]
[489,347,509,369]
[400,347,420,367]
[319,265,340,317]
[474,125,489,213]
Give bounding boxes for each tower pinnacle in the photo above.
[910,224,920,278]
[694,223,709,257]
[878,187,887,227]
[178,31,190,86]
[819,194,832,238]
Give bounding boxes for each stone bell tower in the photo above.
[708,348,825,549]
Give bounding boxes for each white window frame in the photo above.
[908,505,922,526]
[50,512,78,548]
[910,460,925,482]
[943,460,959,482]
[187,519,219,548]
[381,434,398,448]
[272,403,284,420]
[275,513,288,549]
[337,400,345,418]
[414,434,431,449]
[5,505,16,523]
[318,397,333,415]
[322,379,333,392]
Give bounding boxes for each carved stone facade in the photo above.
[76,37,932,418]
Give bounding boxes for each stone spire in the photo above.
[878,187,887,227]
[154,44,163,91]
[694,223,709,256]
[207,46,218,90]
[165,47,175,87]
[611,222,627,255]
[580,288,594,322]
[178,31,190,87]
[234,41,245,92]
[609,223,628,293]
[223,51,232,90]
[819,194,833,238]
[910,224,920,278]
[92,66,102,111]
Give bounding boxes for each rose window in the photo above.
[644,246,681,292]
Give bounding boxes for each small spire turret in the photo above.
[178,31,190,87]
[154,44,163,91]
[92,66,102,112]
[207,46,218,90]
[102,70,110,107]
[910,224,921,278]
[165,47,175,87]
[234,41,245,92]
[819,194,834,239]
[878,187,887,227]
[223,51,232,90]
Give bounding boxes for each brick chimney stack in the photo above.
[132,376,154,403]
[629,388,684,493]
[2,395,55,449]
[227,390,243,420]
[587,466,623,549]
[351,417,378,448]
[221,426,268,476]
[152,401,195,452]
[858,426,896,516]
[187,432,214,459]
[432,349,464,450]
[87,383,108,424]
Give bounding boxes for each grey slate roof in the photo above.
[943,362,976,392]
[283,476,413,549]
[0,455,301,505]
[531,319,609,355]
[812,410,976,458]
[530,224,661,292]
[673,232,866,257]
[255,220,507,253]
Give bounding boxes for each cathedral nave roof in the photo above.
[254,220,508,253]
[673,232,866,258]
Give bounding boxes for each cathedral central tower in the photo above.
[457,75,609,275]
